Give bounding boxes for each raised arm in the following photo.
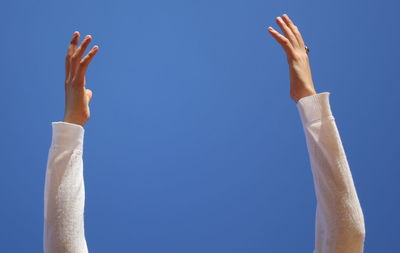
[44,32,99,253]
[267,14,365,253]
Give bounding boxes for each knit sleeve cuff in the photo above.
[51,121,85,150]
[296,92,333,125]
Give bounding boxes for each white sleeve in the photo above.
[296,92,365,253]
[44,121,89,253]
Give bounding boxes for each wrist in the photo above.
[63,113,88,126]
[291,87,317,103]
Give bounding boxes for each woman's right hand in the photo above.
[267,14,317,103]
[64,31,99,126]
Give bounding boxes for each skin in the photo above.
[64,31,99,126]
[267,14,317,102]
[63,14,314,126]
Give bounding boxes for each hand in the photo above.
[64,31,99,126]
[267,14,316,102]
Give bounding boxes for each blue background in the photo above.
[0,0,399,252]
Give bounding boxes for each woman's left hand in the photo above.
[64,32,99,126]
[267,14,317,102]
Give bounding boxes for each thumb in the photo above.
[86,89,93,102]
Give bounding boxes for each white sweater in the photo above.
[43,92,365,253]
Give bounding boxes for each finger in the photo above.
[71,35,93,77]
[267,26,294,57]
[75,45,99,85]
[65,31,80,82]
[282,14,305,47]
[86,89,93,102]
[276,16,299,48]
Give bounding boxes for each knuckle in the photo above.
[80,57,88,64]
[72,51,80,60]
[295,27,302,34]
[79,61,88,69]
[283,39,291,46]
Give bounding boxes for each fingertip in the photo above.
[70,31,80,44]
[283,14,295,25]
[86,89,93,101]
[84,35,93,43]
[87,45,99,57]
[92,45,99,52]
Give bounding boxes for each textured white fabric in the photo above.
[297,92,365,253]
[43,92,365,253]
[44,122,88,253]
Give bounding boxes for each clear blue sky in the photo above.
[0,0,399,252]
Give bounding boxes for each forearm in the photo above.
[44,122,88,253]
[297,92,365,253]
